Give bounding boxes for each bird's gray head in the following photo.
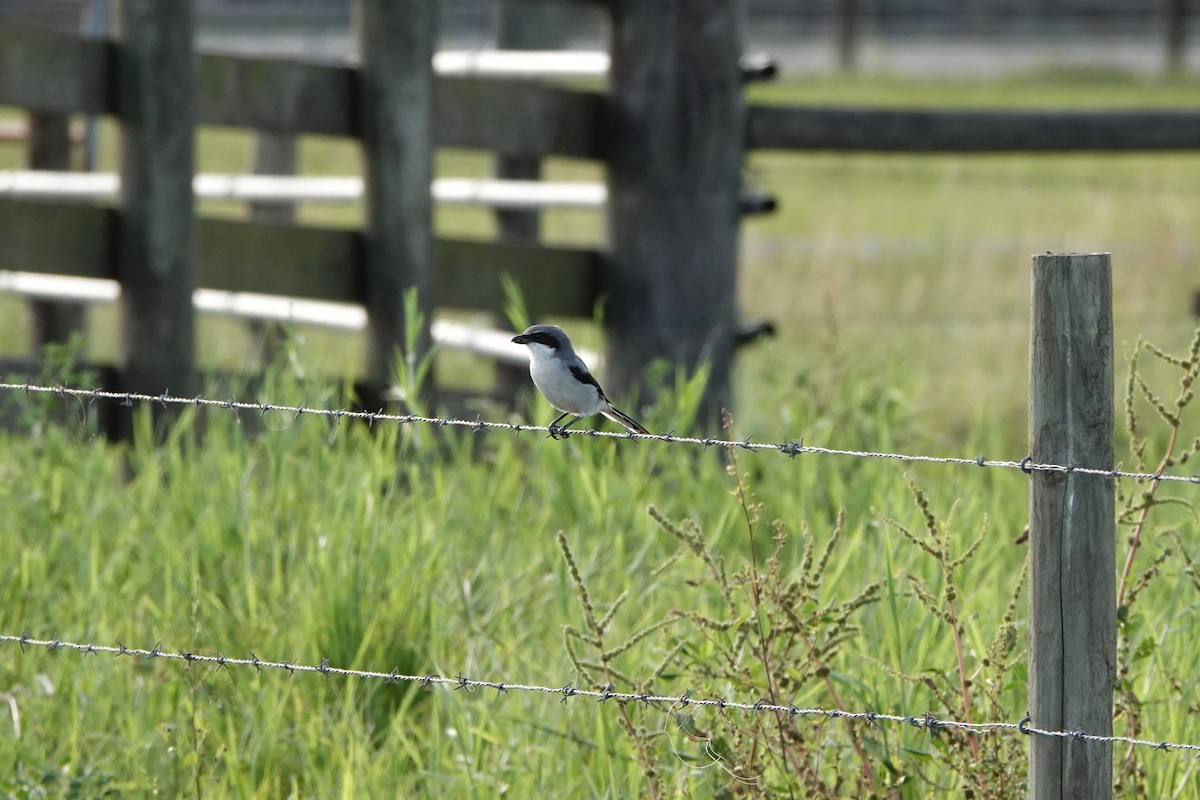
[511,324,575,355]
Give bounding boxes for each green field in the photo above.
[2,73,1200,797]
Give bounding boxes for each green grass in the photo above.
[747,69,1200,108]
[0,331,1197,797]
[2,73,1200,796]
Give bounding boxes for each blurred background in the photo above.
[3,0,1191,74]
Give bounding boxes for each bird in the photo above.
[511,324,649,439]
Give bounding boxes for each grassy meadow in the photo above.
[2,72,1200,797]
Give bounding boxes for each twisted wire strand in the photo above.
[2,634,1197,758]
[2,382,1198,485]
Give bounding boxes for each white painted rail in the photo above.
[0,271,596,367]
[433,49,608,79]
[0,170,606,210]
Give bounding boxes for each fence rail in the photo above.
[0,276,569,364]
[0,27,604,159]
[433,49,608,78]
[0,169,608,210]
[0,196,600,319]
[14,26,1197,158]
[748,106,1200,152]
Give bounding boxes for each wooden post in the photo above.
[606,0,745,423]
[28,111,87,349]
[115,0,197,402]
[1028,252,1115,800]
[357,0,436,399]
[835,0,859,74]
[1164,0,1188,75]
[247,132,297,366]
[493,0,563,244]
[27,112,72,171]
[248,132,297,225]
[492,0,562,399]
[27,4,87,351]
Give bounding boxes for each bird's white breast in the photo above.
[527,344,605,415]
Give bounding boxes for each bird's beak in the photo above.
[511,334,529,345]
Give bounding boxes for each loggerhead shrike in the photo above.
[511,324,649,439]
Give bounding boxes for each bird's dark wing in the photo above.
[569,364,607,400]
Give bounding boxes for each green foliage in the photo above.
[388,288,437,418]
[501,274,531,335]
[2,73,1200,797]
[0,347,1016,798]
[2,333,99,442]
[876,483,1027,798]
[1112,325,1200,799]
[2,326,1199,797]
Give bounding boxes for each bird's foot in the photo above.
[547,424,570,440]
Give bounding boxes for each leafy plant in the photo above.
[876,481,1026,799]
[2,332,99,443]
[558,411,889,797]
[1112,324,1200,797]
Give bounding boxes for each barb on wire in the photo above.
[3,633,1199,759]
[2,382,1199,485]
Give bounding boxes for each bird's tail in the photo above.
[602,405,649,435]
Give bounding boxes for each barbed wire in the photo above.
[3,633,1198,759]
[2,381,1198,484]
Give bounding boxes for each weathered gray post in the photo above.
[492,0,564,397]
[606,0,745,423]
[1164,0,1188,75]
[28,111,86,349]
[836,0,859,73]
[493,0,556,244]
[28,4,87,352]
[357,0,436,398]
[247,131,297,366]
[248,132,297,225]
[116,0,197,399]
[1028,252,1115,800]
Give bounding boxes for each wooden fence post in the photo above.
[492,0,562,399]
[836,0,859,73]
[247,131,297,367]
[1028,252,1115,800]
[494,0,563,244]
[356,0,436,400]
[115,0,197,404]
[248,132,297,226]
[606,0,745,424]
[28,6,87,352]
[28,111,87,350]
[1164,0,1188,75]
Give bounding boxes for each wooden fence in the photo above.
[0,0,765,420]
[3,0,1200,422]
[0,0,608,407]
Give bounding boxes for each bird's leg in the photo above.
[554,415,586,439]
[547,411,572,439]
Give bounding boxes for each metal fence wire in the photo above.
[2,633,1199,760]
[2,382,1199,485]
